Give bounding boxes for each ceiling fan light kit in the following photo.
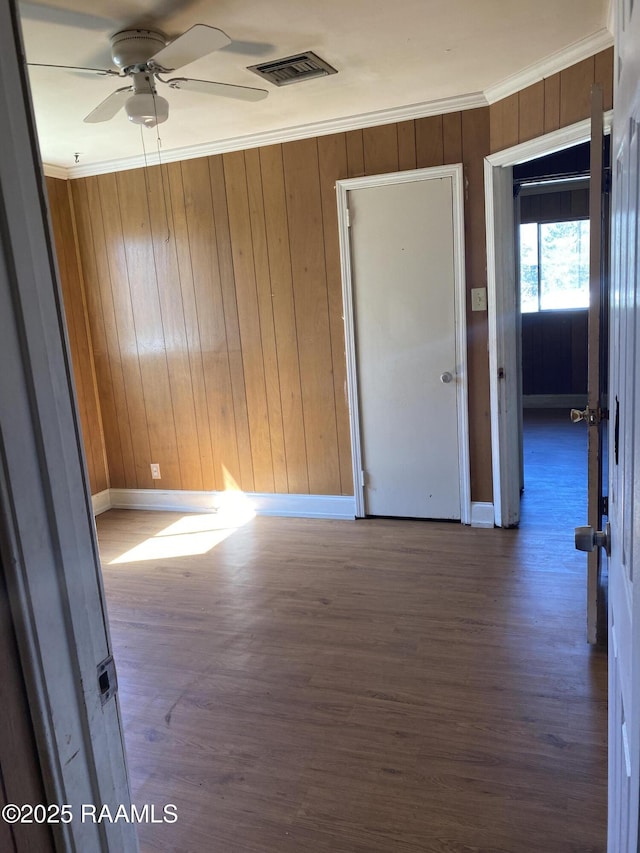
[125,91,169,127]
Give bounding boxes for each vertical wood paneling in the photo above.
[518,81,545,143]
[61,51,612,505]
[489,49,613,153]
[223,150,276,493]
[259,144,310,494]
[362,124,399,175]
[46,177,109,496]
[595,48,614,111]
[82,177,138,489]
[543,73,561,134]
[98,173,154,489]
[416,115,444,167]
[461,108,493,503]
[397,120,417,170]
[244,149,289,493]
[115,168,182,489]
[145,165,203,491]
[442,112,463,164]
[489,94,519,153]
[180,156,244,491]
[71,178,126,490]
[345,130,365,177]
[559,56,595,127]
[317,134,353,495]
[165,162,216,490]
[208,155,255,491]
[282,138,341,494]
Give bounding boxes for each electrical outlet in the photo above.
[471,287,487,312]
[150,463,161,480]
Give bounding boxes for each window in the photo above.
[519,219,590,312]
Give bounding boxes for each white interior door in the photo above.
[339,168,469,521]
[607,0,640,846]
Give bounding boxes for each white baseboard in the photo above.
[97,488,356,520]
[93,488,488,526]
[249,492,356,519]
[471,502,495,528]
[522,394,587,409]
[91,489,111,516]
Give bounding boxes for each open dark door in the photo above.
[574,84,608,645]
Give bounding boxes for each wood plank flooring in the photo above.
[97,412,606,852]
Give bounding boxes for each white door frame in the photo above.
[485,113,613,527]
[0,3,136,850]
[336,165,471,524]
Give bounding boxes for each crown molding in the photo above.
[42,29,616,180]
[42,163,69,179]
[484,28,614,105]
[56,91,486,179]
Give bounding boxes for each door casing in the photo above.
[336,165,471,523]
[484,113,613,528]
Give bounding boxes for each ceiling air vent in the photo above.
[247,52,338,87]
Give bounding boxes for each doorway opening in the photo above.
[512,140,611,638]
[514,143,592,531]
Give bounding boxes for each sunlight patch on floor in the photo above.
[109,493,256,564]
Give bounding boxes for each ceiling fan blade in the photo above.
[28,62,119,76]
[166,77,268,102]
[221,40,276,58]
[149,24,231,72]
[84,86,132,123]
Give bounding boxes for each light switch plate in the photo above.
[471,287,487,312]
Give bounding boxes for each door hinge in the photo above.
[360,469,366,487]
[97,655,118,706]
[346,207,351,227]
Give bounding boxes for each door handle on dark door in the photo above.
[570,407,589,423]
[575,522,611,557]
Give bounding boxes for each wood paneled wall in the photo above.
[522,310,588,396]
[68,109,492,500]
[490,48,614,153]
[50,50,612,506]
[46,177,109,495]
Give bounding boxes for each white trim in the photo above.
[336,165,471,524]
[471,502,495,528]
[41,34,614,180]
[484,29,614,105]
[487,111,614,168]
[108,488,356,519]
[60,91,486,179]
[42,163,68,179]
[485,113,613,527]
[607,0,615,37]
[91,488,111,515]
[336,180,366,517]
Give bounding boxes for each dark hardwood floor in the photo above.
[97,411,606,853]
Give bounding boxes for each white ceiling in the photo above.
[19,0,612,175]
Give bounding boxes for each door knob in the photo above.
[570,407,599,425]
[440,371,453,384]
[575,522,611,557]
[570,408,589,423]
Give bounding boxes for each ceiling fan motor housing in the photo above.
[110,29,167,71]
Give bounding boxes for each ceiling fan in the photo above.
[29,24,268,128]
